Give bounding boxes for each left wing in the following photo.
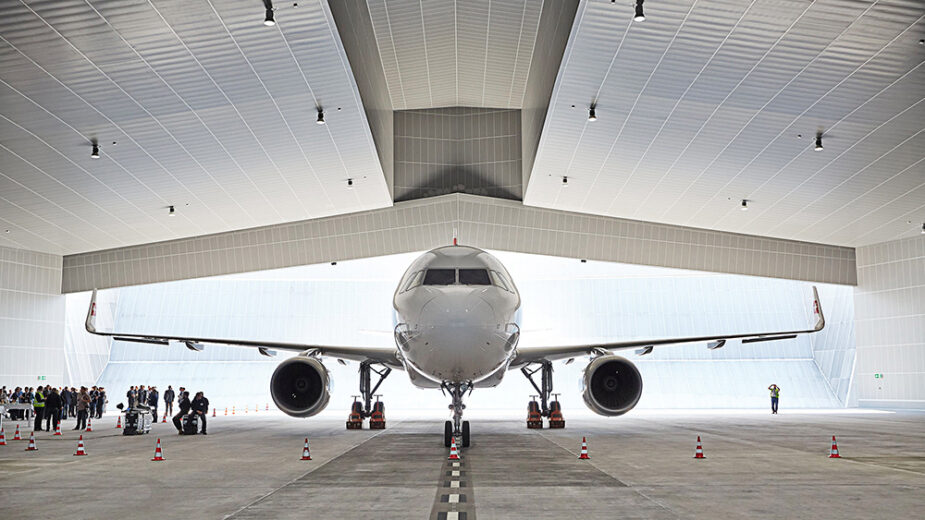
[512,286,825,366]
[85,289,400,366]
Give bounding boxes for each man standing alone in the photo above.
[768,384,780,414]
[164,386,175,416]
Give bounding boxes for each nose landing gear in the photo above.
[520,361,565,429]
[443,381,471,448]
[346,361,391,430]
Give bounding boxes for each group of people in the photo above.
[0,385,105,432]
[122,385,209,435]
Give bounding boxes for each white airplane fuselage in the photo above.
[392,246,522,389]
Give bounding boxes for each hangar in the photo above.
[1,0,923,518]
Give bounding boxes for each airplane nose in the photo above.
[418,290,496,330]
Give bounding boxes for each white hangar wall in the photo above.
[78,251,856,413]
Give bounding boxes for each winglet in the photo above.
[812,286,825,332]
[85,289,99,334]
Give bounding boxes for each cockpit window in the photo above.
[458,268,491,285]
[489,270,510,291]
[423,269,456,285]
[402,270,424,292]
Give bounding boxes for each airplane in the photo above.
[85,244,825,448]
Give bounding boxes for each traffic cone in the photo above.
[212,408,216,418]
[116,415,122,429]
[829,435,841,458]
[85,418,93,432]
[448,438,460,460]
[151,438,165,461]
[54,422,62,436]
[300,438,312,460]
[25,431,37,451]
[74,435,87,456]
[13,424,22,441]
[0,428,6,445]
[254,404,258,413]
[225,407,228,416]
[162,413,167,423]
[266,403,269,411]
[578,437,590,459]
[694,436,705,459]
[232,406,235,415]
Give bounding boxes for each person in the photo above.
[97,387,107,418]
[44,388,62,432]
[67,387,77,418]
[137,386,147,409]
[126,386,136,410]
[768,384,780,414]
[164,385,175,416]
[172,391,191,434]
[32,386,46,431]
[147,386,159,422]
[74,387,91,430]
[59,387,70,420]
[190,391,209,435]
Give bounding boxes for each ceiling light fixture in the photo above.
[316,108,325,125]
[90,143,100,159]
[562,176,569,187]
[346,178,354,189]
[814,133,824,151]
[168,205,176,217]
[741,199,749,211]
[634,0,646,22]
[264,8,275,26]
[588,106,597,122]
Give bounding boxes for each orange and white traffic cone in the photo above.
[162,413,167,423]
[694,436,705,459]
[300,438,312,460]
[225,407,228,416]
[212,408,216,418]
[266,403,269,411]
[74,435,87,456]
[232,406,236,415]
[448,438,461,460]
[151,438,165,461]
[24,431,37,451]
[85,418,93,432]
[578,437,590,459]
[254,404,258,413]
[116,415,122,429]
[0,428,6,445]
[13,424,22,441]
[54,422,62,436]
[829,435,841,458]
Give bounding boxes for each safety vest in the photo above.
[33,391,45,408]
[770,387,780,398]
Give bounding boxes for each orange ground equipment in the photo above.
[74,435,87,456]
[369,396,386,430]
[25,431,37,451]
[448,437,461,460]
[151,438,165,461]
[526,396,543,429]
[548,393,565,429]
[578,437,590,459]
[346,397,363,430]
[829,436,841,458]
[300,438,312,460]
[694,436,705,459]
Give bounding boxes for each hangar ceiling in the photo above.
[1,0,923,258]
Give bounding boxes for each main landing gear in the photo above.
[346,361,391,430]
[442,381,471,448]
[520,361,565,429]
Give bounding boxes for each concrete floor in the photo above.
[1,411,923,519]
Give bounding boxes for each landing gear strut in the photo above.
[346,361,391,430]
[442,381,471,448]
[520,361,565,429]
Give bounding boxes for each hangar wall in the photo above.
[61,193,857,293]
[0,245,65,387]
[854,235,925,409]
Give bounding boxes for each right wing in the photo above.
[85,289,401,366]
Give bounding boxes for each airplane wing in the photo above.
[85,290,401,366]
[511,286,825,366]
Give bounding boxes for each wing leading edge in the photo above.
[85,289,400,366]
[512,286,825,366]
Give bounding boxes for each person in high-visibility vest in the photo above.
[768,384,780,414]
[33,387,46,431]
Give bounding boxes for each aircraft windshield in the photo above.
[458,269,491,285]
[423,269,457,285]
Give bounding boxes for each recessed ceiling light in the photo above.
[3,229,9,234]
[588,106,597,122]
[264,8,275,26]
[168,205,176,217]
[741,199,749,211]
[90,143,100,159]
[634,0,646,22]
[562,176,569,187]
[815,133,824,151]
[316,108,325,125]
[346,178,354,189]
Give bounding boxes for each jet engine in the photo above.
[270,356,331,418]
[581,355,643,416]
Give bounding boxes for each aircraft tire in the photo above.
[444,420,453,447]
[462,421,470,447]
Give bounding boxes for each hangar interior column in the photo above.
[854,235,925,409]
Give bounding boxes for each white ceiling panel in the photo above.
[525,0,925,247]
[0,0,391,255]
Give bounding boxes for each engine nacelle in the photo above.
[581,355,643,416]
[270,356,331,418]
